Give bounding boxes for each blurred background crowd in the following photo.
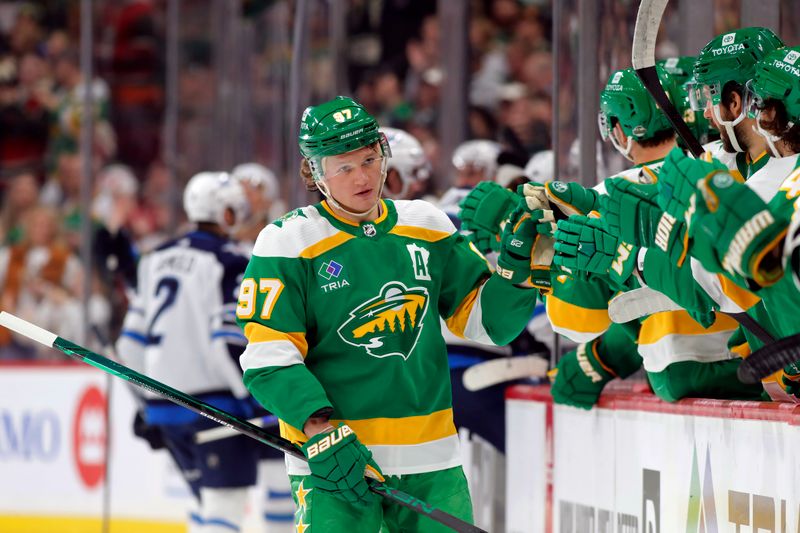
[1,0,799,360]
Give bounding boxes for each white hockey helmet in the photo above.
[523,150,554,183]
[183,171,250,233]
[231,162,280,201]
[380,127,431,199]
[451,140,501,180]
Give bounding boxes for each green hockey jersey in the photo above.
[236,198,537,475]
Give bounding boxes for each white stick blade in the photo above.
[607,287,682,323]
[631,0,669,69]
[462,355,549,391]
[0,311,58,347]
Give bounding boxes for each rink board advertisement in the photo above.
[0,363,191,527]
[506,385,800,533]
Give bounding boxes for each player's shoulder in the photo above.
[251,205,341,258]
[703,140,738,170]
[393,198,457,235]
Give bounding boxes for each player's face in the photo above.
[322,145,385,214]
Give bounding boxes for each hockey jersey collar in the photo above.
[316,199,399,238]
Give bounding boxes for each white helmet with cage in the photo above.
[451,140,501,180]
[523,150,554,183]
[380,127,431,199]
[183,171,250,233]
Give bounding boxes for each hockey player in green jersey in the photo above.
[235,96,541,531]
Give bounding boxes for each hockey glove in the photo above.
[542,180,601,217]
[657,146,728,222]
[458,181,520,253]
[779,361,800,399]
[548,341,615,409]
[301,424,384,506]
[693,173,787,286]
[496,202,556,288]
[553,215,639,291]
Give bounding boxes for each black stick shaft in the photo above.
[51,337,486,533]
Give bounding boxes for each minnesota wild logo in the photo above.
[272,209,307,228]
[337,281,429,360]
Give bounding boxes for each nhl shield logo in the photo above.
[337,281,429,360]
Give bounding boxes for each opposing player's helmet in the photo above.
[451,140,501,180]
[598,67,677,159]
[380,127,431,199]
[298,96,390,183]
[523,150,554,183]
[745,46,800,155]
[183,171,250,232]
[232,162,280,201]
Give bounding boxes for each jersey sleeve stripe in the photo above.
[717,274,761,310]
[211,330,247,342]
[444,286,479,339]
[120,330,148,345]
[243,322,308,357]
[299,232,354,259]
[240,340,305,370]
[638,310,738,344]
[389,225,451,242]
[545,294,610,341]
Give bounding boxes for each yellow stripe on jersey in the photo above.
[278,408,458,447]
[299,231,354,259]
[639,310,738,345]
[389,225,451,242]
[444,286,480,339]
[320,199,390,226]
[244,322,308,357]
[717,274,761,311]
[545,295,611,336]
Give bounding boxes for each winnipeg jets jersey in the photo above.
[117,231,250,418]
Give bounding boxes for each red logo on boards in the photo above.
[72,385,107,488]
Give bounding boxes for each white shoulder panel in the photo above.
[394,199,457,234]
[747,154,800,202]
[251,206,341,258]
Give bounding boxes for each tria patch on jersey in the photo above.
[337,281,429,360]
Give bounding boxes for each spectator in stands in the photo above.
[0,171,39,245]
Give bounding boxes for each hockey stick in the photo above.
[0,312,486,533]
[462,355,548,391]
[737,332,800,384]
[196,415,278,444]
[632,0,704,158]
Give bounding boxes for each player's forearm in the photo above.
[478,273,539,345]
[243,364,332,431]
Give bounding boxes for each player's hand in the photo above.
[548,340,615,409]
[553,215,638,290]
[301,424,384,506]
[496,201,556,288]
[691,172,787,286]
[132,410,166,450]
[520,181,601,225]
[657,146,728,222]
[458,181,519,253]
[603,178,690,268]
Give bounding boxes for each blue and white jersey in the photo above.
[117,231,251,423]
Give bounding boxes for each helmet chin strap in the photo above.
[752,112,793,158]
[610,133,634,162]
[316,159,389,219]
[712,104,747,153]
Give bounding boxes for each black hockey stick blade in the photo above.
[0,312,486,533]
[737,332,800,384]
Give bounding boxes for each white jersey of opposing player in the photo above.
[118,231,249,399]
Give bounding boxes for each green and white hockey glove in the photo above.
[301,424,384,506]
[693,173,788,286]
[657,146,729,222]
[603,178,690,267]
[521,181,601,220]
[779,361,800,399]
[496,203,556,288]
[548,341,615,409]
[459,181,520,253]
[553,215,639,290]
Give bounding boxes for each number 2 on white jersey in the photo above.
[237,278,284,320]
